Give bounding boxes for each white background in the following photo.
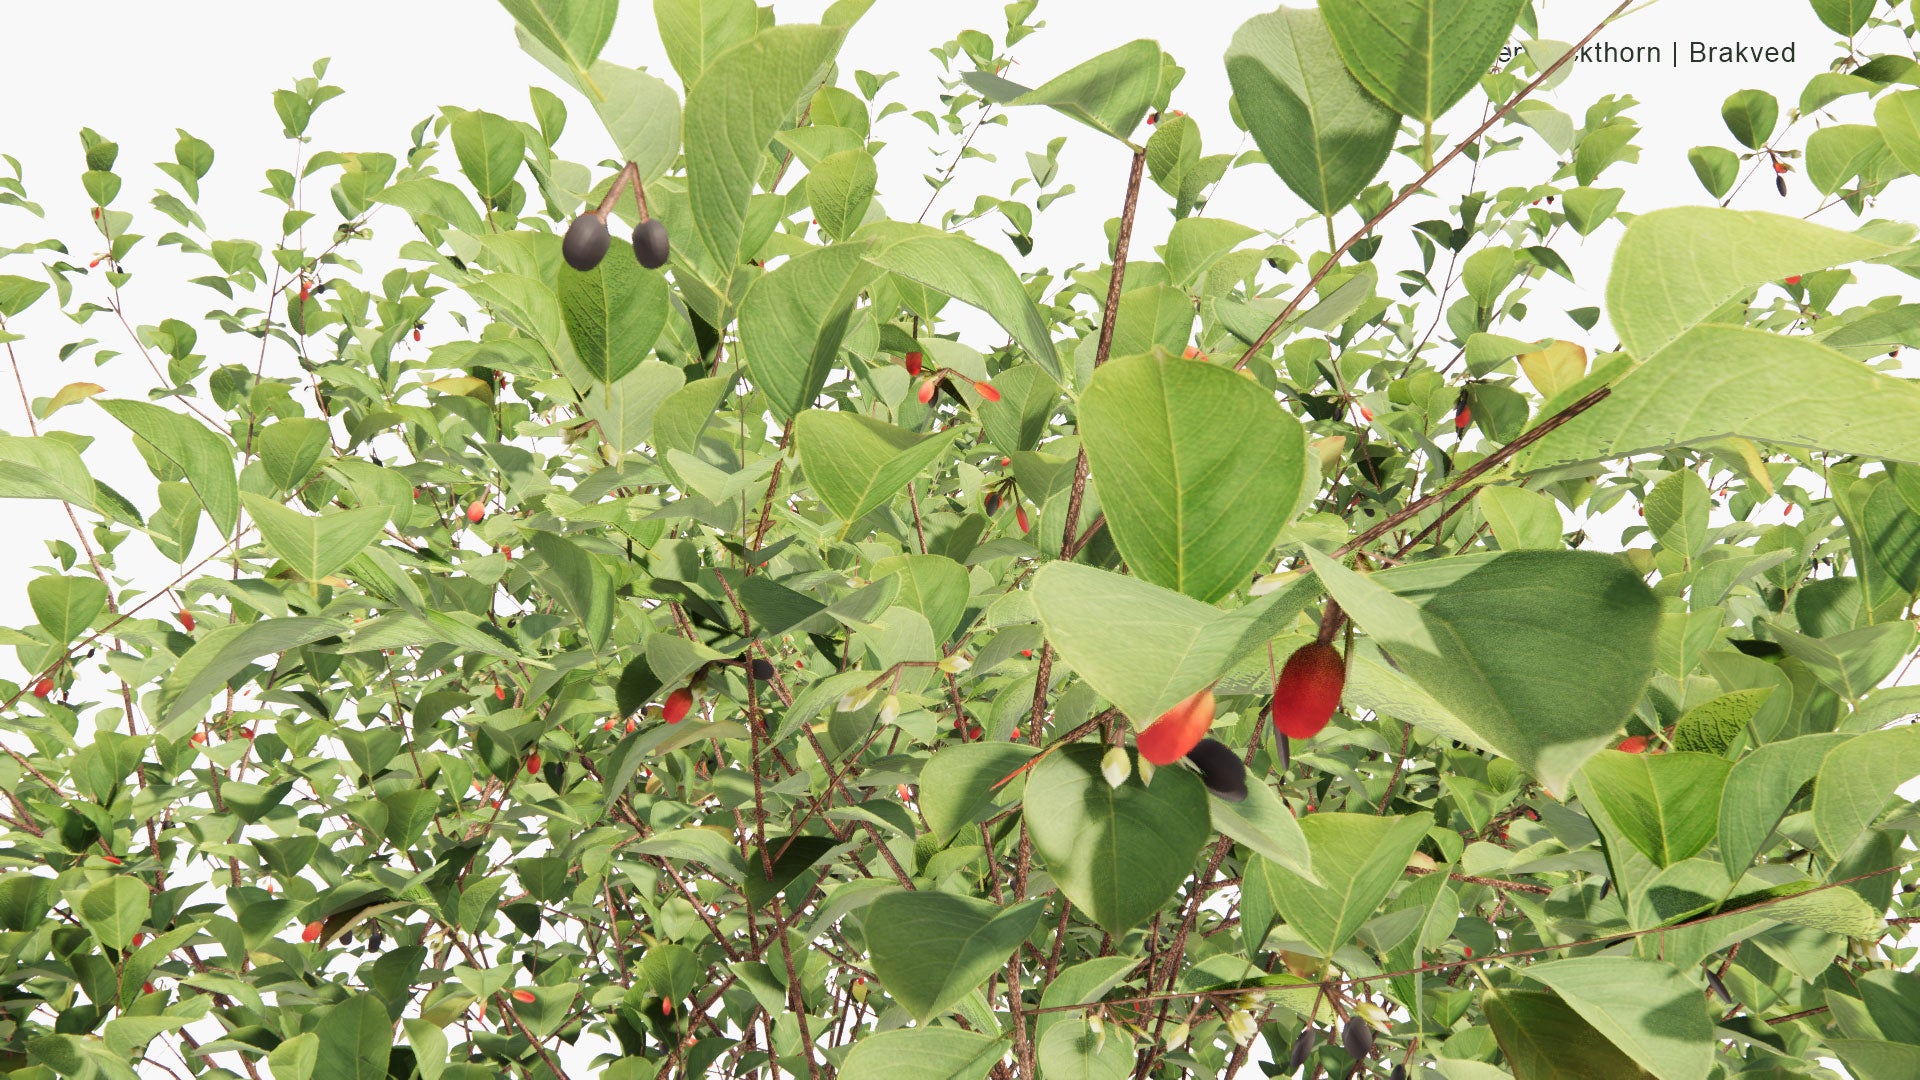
[0,1,1907,1076]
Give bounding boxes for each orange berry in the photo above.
[31,677,53,698]
[918,377,938,405]
[494,683,506,701]
[1616,735,1649,754]
[512,989,537,1004]
[1137,689,1216,765]
[973,380,1001,402]
[102,854,122,865]
[1360,406,1374,421]
[302,921,324,943]
[175,609,195,631]
[467,501,486,523]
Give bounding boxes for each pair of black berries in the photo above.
[563,212,669,273]
[1287,1019,1384,1076]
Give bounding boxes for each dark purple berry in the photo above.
[1390,1066,1408,1080]
[984,490,1002,516]
[633,218,670,269]
[563,214,611,272]
[1705,966,1732,1004]
[1342,1016,1373,1060]
[1277,733,1291,771]
[1184,738,1247,802]
[750,658,776,681]
[1287,1026,1320,1072]
[1776,173,1788,197]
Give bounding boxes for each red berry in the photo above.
[1773,159,1788,174]
[88,257,102,269]
[189,732,207,746]
[1455,406,1472,431]
[662,687,694,724]
[904,351,924,376]
[302,921,324,943]
[241,728,254,739]
[102,854,122,865]
[973,380,1001,403]
[31,677,53,698]
[143,982,156,994]
[662,998,674,1015]
[1463,946,1474,958]
[512,989,536,1004]
[1785,274,1801,285]
[1181,346,1206,361]
[526,752,541,775]
[1020,649,1033,658]
[794,659,803,669]
[1271,642,1345,740]
[413,329,422,342]
[1148,112,1159,125]
[625,717,637,733]
[968,725,983,741]
[91,207,102,220]
[1137,688,1216,765]
[1360,406,1374,421]
[130,933,143,947]
[500,546,512,560]
[1617,735,1649,754]
[494,683,507,701]
[1000,456,1012,467]
[467,500,486,523]
[918,377,938,405]
[1016,506,1030,533]
[175,609,195,631]
[299,283,310,302]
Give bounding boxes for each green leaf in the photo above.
[918,743,1041,845]
[268,1032,320,1080]
[27,575,107,646]
[1208,776,1314,883]
[1079,353,1306,604]
[0,274,50,317]
[449,109,524,207]
[1874,90,1920,175]
[77,877,149,950]
[1035,957,1138,1042]
[859,221,1061,382]
[1527,326,1920,468]
[874,553,970,642]
[1811,0,1874,36]
[98,398,238,537]
[1521,958,1715,1080]
[1833,1041,1920,1080]
[1823,129,1902,202]
[582,359,685,454]
[838,1028,1002,1080]
[1484,988,1658,1080]
[1476,485,1564,550]
[0,434,99,511]
[1024,744,1210,936]
[1036,1020,1133,1080]
[258,419,331,493]
[157,617,343,728]
[808,149,877,241]
[1721,89,1778,150]
[1603,208,1897,359]
[1718,733,1853,875]
[865,892,1046,1021]
[559,242,670,385]
[655,0,758,87]
[794,411,957,533]
[1007,40,1160,142]
[241,494,388,582]
[1670,688,1769,755]
[310,992,394,1080]
[528,532,613,652]
[685,25,846,268]
[738,242,877,419]
[1030,562,1321,727]
[1361,551,1661,793]
[1320,0,1528,123]
[497,0,617,73]
[1812,725,1920,858]
[1687,146,1739,199]
[1248,812,1427,959]
[1575,751,1732,868]
[1225,8,1397,214]
[1645,469,1710,557]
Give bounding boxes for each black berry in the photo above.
[563,214,611,272]
[1287,1026,1320,1072]
[750,658,776,681]
[1185,738,1247,802]
[633,218,670,269]
[1342,1016,1373,1060]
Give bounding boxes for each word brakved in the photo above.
[1495,40,1798,67]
